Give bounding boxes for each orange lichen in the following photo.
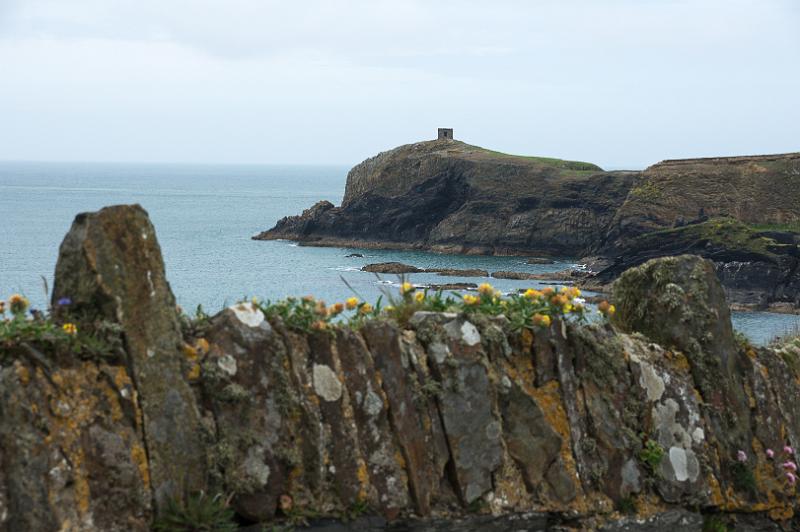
[393,450,407,470]
[14,361,30,385]
[356,459,370,499]
[130,443,151,488]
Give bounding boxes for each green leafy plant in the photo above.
[730,460,757,495]
[702,514,728,532]
[638,438,665,473]
[616,496,636,514]
[0,293,122,364]
[152,492,237,532]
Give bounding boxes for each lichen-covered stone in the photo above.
[50,204,206,509]
[7,208,800,530]
[199,305,292,521]
[0,361,151,531]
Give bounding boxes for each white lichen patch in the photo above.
[364,384,383,417]
[444,319,481,346]
[429,342,450,364]
[313,364,343,402]
[668,446,700,483]
[638,361,665,402]
[230,303,265,328]
[243,446,270,486]
[461,321,481,346]
[692,427,705,443]
[217,354,237,376]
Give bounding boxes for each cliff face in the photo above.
[4,205,800,530]
[257,140,637,257]
[608,153,800,244]
[255,141,800,309]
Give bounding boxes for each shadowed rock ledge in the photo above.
[3,205,800,531]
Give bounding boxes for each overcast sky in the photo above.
[0,0,797,168]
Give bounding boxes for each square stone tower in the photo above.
[438,128,454,140]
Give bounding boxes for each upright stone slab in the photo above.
[612,255,751,455]
[51,204,206,507]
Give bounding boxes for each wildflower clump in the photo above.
[598,300,616,319]
[8,294,29,316]
[0,292,119,363]
[764,445,798,489]
[257,293,380,333]
[460,282,586,332]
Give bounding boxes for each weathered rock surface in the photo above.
[5,206,800,530]
[428,268,489,278]
[362,262,425,274]
[50,205,207,508]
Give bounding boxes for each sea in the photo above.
[1,161,798,346]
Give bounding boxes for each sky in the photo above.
[0,0,798,169]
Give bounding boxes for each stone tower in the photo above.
[438,128,454,140]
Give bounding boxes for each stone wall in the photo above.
[2,205,800,530]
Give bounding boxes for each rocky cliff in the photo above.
[255,141,800,310]
[256,140,637,257]
[3,205,800,530]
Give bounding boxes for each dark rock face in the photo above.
[50,205,207,509]
[255,140,636,257]
[362,262,425,274]
[6,206,800,530]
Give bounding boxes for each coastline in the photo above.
[257,236,800,316]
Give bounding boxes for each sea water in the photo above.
[1,161,797,345]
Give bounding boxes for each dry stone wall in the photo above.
[1,205,800,530]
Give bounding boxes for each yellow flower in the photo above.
[187,363,201,381]
[562,286,581,299]
[62,323,78,336]
[478,283,494,296]
[251,296,259,305]
[385,306,395,312]
[523,288,542,300]
[314,300,327,316]
[302,295,315,303]
[195,338,210,355]
[550,294,569,307]
[345,297,359,310]
[8,294,29,315]
[359,303,373,315]
[532,313,551,327]
[330,302,345,315]
[414,291,425,303]
[400,282,414,295]
[541,287,555,297]
[463,294,480,306]
[598,301,616,317]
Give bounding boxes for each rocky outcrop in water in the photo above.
[3,205,800,530]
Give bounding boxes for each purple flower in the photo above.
[783,461,798,472]
[57,297,72,306]
[784,445,795,456]
[767,449,775,459]
[737,450,748,463]
[787,472,797,485]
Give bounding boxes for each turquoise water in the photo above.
[1,161,797,345]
